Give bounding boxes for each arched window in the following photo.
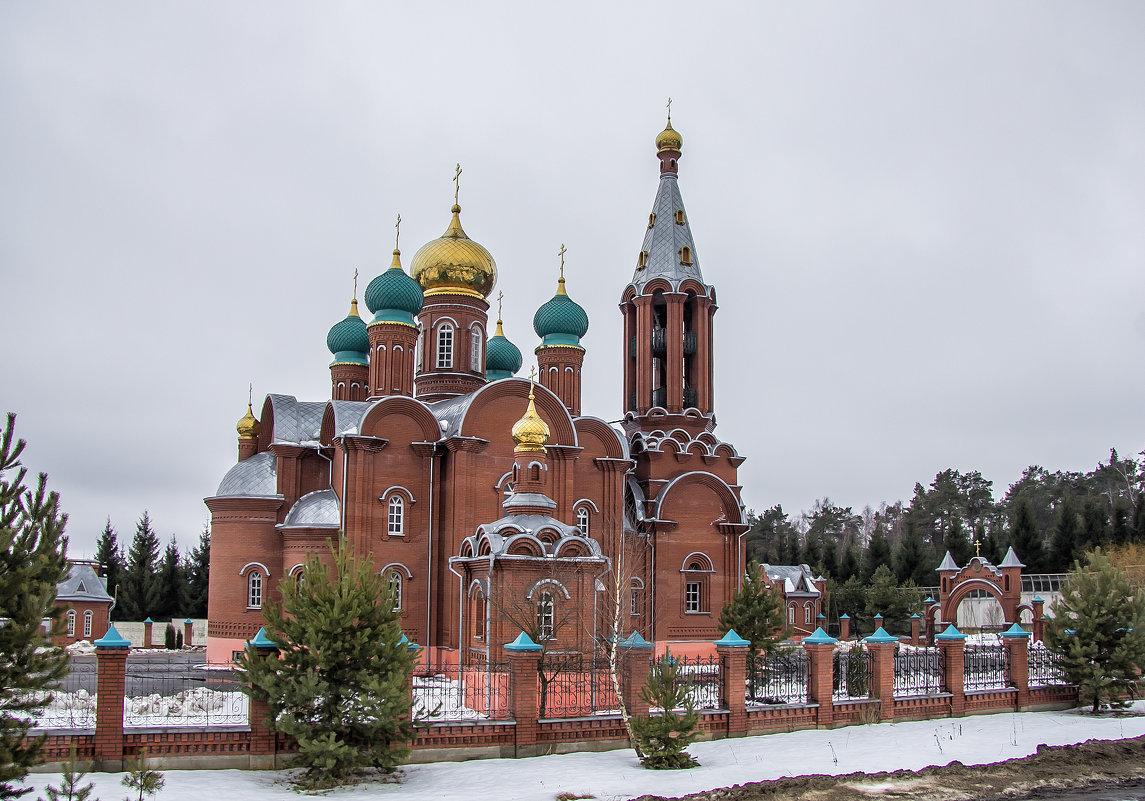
[537,591,555,640]
[436,323,454,369]
[675,209,686,225]
[630,577,644,617]
[788,604,796,625]
[576,507,590,536]
[386,571,402,613]
[247,571,263,609]
[681,554,712,614]
[804,604,813,625]
[679,246,692,265]
[83,609,93,638]
[470,328,483,372]
[474,592,487,639]
[66,610,76,638]
[387,495,404,536]
[415,325,425,373]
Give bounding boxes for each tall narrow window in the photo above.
[415,325,425,373]
[387,495,404,536]
[387,572,402,613]
[804,605,812,625]
[630,589,639,616]
[66,610,76,638]
[576,507,590,536]
[787,605,796,625]
[436,323,454,369]
[248,571,263,609]
[83,610,93,638]
[679,246,692,265]
[470,329,483,372]
[537,591,555,640]
[474,594,487,639]
[684,582,701,613]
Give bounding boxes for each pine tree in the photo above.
[1082,497,1109,550]
[1050,496,1081,572]
[1045,549,1145,713]
[1009,498,1045,573]
[943,518,973,567]
[1111,501,1132,546]
[119,747,163,801]
[184,525,210,619]
[155,536,185,621]
[893,518,929,586]
[238,540,416,790]
[629,653,701,770]
[799,533,820,570]
[862,523,892,583]
[42,743,95,801]
[838,545,860,582]
[117,514,161,621]
[94,519,124,620]
[0,413,70,801]
[717,562,786,660]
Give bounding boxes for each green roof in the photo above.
[533,291,589,346]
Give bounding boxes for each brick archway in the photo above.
[936,552,1024,635]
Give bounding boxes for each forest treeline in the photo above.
[746,448,1145,627]
[93,513,209,622]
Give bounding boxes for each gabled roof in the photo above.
[57,563,113,604]
[265,394,326,445]
[762,563,820,596]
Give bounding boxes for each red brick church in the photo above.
[205,118,751,664]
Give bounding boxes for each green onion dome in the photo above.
[485,319,523,380]
[364,250,424,325]
[327,299,369,365]
[533,276,589,347]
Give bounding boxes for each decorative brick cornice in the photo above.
[444,436,489,453]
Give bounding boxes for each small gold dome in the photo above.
[410,204,497,299]
[237,402,260,441]
[511,383,549,454]
[656,120,683,153]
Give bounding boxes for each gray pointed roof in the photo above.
[630,173,706,292]
[56,563,113,604]
[214,451,280,497]
[999,546,1026,568]
[282,489,340,528]
[937,551,960,572]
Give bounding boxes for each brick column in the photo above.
[246,628,279,769]
[142,617,153,649]
[839,614,851,641]
[93,625,129,771]
[1002,622,1031,710]
[618,633,654,719]
[802,628,837,729]
[910,614,921,645]
[1032,597,1045,642]
[183,618,194,648]
[504,632,543,758]
[714,631,750,737]
[937,624,967,717]
[864,626,898,722]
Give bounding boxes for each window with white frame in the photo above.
[474,593,487,639]
[247,571,263,609]
[66,610,75,638]
[682,557,710,614]
[83,610,93,638]
[787,605,796,625]
[387,571,402,612]
[684,581,701,613]
[387,495,404,536]
[804,605,812,625]
[470,328,483,371]
[537,591,555,640]
[436,323,454,369]
[576,506,590,536]
[415,325,425,372]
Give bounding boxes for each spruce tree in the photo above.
[0,413,70,800]
[893,518,929,586]
[864,565,909,634]
[1009,498,1044,572]
[838,545,860,582]
[117,514,161,621]
[1045,549,1145,713]
[239,540,416,790]
[629,653,701,770]
[119,747,163,801]
[155,536,185,621]
[943,517,973,567]
[1050,496,1081,572]
[1082,497,1109,551]
[94,519,124,620]
[184,525,210,618]
[799,533,820,570]
[862,523,892,583]
[717,562,786,660]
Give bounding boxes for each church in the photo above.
[205,118,751,665]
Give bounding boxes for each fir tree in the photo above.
[0,413,70,800]
[42,743,95,801]
[117,514,161,621]
[1050,496,1081,572]
[717,562,786,660]
[1111,501,1131,546]
[629,653,700,770]
[818,536,839,580]
[119,748,163,801]
[943,518,973,567]
[238,540,416,790]
[155,536,185,621]
[838,545,860,582]
[1082,498,1109,550]
[94,519,124,620]
[893,518,929,586]
[863,565,909,635]
[1045,549,1145,713]
[799,533,820,571]
[184,525,210,619]
[1009,498,1045,573]
[862,523,892,583]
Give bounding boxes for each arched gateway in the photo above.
[926,547,1037,642]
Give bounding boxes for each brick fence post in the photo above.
[504,631,543,758]
[937,624,967,717]
[246,628,279,769]
[93,624,129,771]
[863,626,898,722]
[1002,622,1031,710]
[714,630,750,737]
[1032,597,1046,642]
[910,614,921,646]
[839,614,851,642]
[142,617,153,649]
[803,627,837,729]
[183,618,194,648]
[618,632,653,719]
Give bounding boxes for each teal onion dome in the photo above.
[485,319,523,381]
[533,277,589,347]
[364,250,424,325]
[327,299,369,365]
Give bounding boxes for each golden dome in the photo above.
[236,402,260,441]
[410,204,497,299]
[511,382,549,454]
[656,120,683,153]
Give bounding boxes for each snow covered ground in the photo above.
[23,702,1145,801]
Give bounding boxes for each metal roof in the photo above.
[56,563,114,604]
[214,451,279,497]
[282,489,340,528]
[630,173,707,293]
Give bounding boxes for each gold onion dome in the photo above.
[511,383,549,454]
[656,119,682,153]
[236,402,260,441]
[410,204,497,299]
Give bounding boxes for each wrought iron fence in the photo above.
[747,649,807,705]
[963,644,1010,692]
[124,665,248,727]
[31,657,99,729]
[674,654,721,710]
[412,662,511,721]
[1028,644,1068,688]
[893,646,944,697]
[537,653,619,718]
[833,646,872,700]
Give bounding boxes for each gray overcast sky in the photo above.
[2,2,1143,557]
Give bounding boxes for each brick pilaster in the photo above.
[865,640,897,722]
[715,636,749,736]
[804,642,835,728]
[1003,624,1031,710]
[938,627,967,718]
[618,639,653,719]
[504,633,542,758]
[93,631,128,771]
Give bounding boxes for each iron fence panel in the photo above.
[412,662,512,721]
[123,666,248,727]
[963,645,1009,692]
[833,646,872,701]
[747,649,807,705]
[31,658,99,729]
[893,646,944,697]
[1028,644,1068,688]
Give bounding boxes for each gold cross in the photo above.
[975,537,981,558]
[453,163,463,205]
[558,244,566,280]
[248,383,252,405]
[352,268,358,299]
[497,290,504,321]
[395,213,401,251]
[528,365,536,383]
[666,97,672,124]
